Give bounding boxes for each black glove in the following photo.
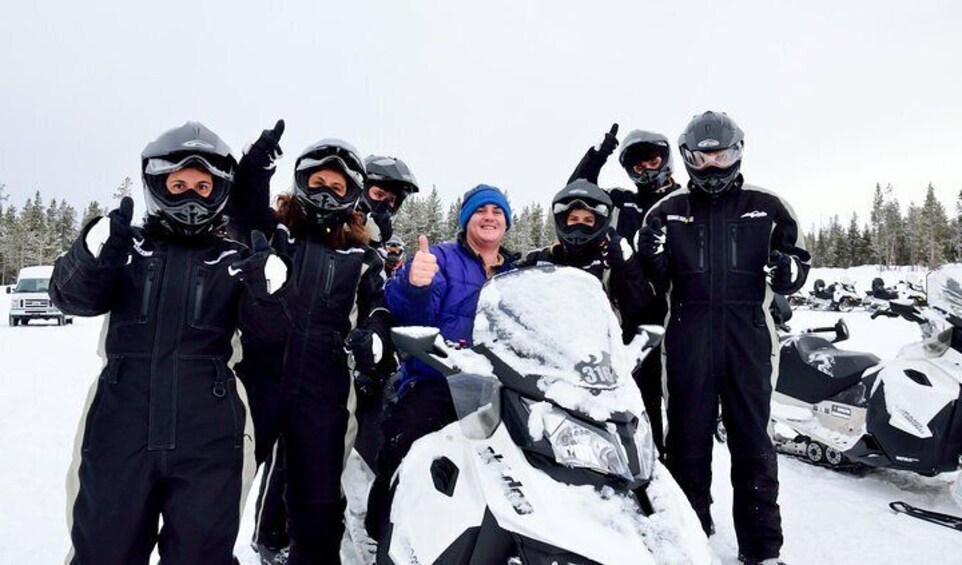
[637,217,665,261]
[243,119,285,171]
[600,227,628,268]
[354,371,383,399]
[100,196,135,268]
[229,230,276,295]
[768,250,793,288]
[594,123,619,159]
[346,328,380,376]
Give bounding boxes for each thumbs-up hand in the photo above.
[637,216,665,260]
[595,123,620,158]
[408,234,439,287]
[91,196,135,267]
[231,230,288,295]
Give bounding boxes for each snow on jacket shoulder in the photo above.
[386,238,515,392]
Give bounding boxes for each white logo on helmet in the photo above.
[182,140,215,149]
[569,188,589,195]
[697,139,721,148]
[372,157,396,166]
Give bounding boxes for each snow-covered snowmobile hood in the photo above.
[472,265,649,421]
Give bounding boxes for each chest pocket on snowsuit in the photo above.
[667,222,706,275]
[111,258,160,328]
[729,219,772,275]
[189,265,235,333]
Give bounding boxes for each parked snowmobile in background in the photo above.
[771,265,962,476]
[809,279,860,312]
[382,266,711,564]
[899,279,928,306]
[787,291,809,309]
[864,277,901,313]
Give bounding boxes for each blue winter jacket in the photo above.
[386,236,515,394]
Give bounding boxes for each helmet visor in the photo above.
[682,144,743,171]
[552,198,611,218]
[144,155,234,182]
[296,154,365,191]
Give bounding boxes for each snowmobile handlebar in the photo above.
[802,319,850,343]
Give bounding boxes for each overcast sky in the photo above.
[1,1,959,230]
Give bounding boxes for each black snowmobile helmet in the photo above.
[617,130,673,193]
[361,155,420,215]
[872,277,885,290]
[678,111,745,195]
[814,279,826,290]
[293,138,366,231]
[551,179,613,254]
[141,121,237,237]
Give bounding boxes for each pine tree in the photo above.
[528,203,546,250]
[827,216,847,267]
[19,191,48,268]
[113,176,133,204]
[845,214,862,266]
[81,201,106,226]
[54,200,79,255]
[859,224,874,266]
[420,186,445,244]
[443,198,462,241]
[0,203,18,284]
[951,189,962,262]
[880,187,903,266]
[392,194,422,250]
[869,182,885,262]
[920,182,950,267]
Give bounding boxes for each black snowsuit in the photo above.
[51,219,292,565]
[568,148,676,453]
[644,177,811,560]
[229,156,394,562]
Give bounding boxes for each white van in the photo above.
[7,265,73,326]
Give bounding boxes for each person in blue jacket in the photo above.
[364,184,517,542]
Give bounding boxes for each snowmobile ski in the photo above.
[889,501,962,531]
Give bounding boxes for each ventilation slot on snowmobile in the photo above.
[903,369,932,387]
[431,456,460,497]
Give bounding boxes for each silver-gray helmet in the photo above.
[617,130,673,192]
[141,121,237,236]
[293,138,366,231]
[678,111,744,195]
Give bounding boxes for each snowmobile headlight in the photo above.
[633,413,656,481]
[923,326,953,358]
[540,404,633,481]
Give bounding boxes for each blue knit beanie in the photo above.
[458,184,512,231]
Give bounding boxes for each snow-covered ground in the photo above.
[3,266,962,564]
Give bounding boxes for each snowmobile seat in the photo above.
[777,335,881,404]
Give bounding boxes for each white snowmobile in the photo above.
[771,265,962,475]
[808,279,860,313]
[898,278,928,306]
[380,266,711,564]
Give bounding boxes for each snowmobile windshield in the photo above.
[927,265,962,325]
[473,265,646,421]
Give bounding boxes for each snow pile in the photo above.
[473,266,645,421]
